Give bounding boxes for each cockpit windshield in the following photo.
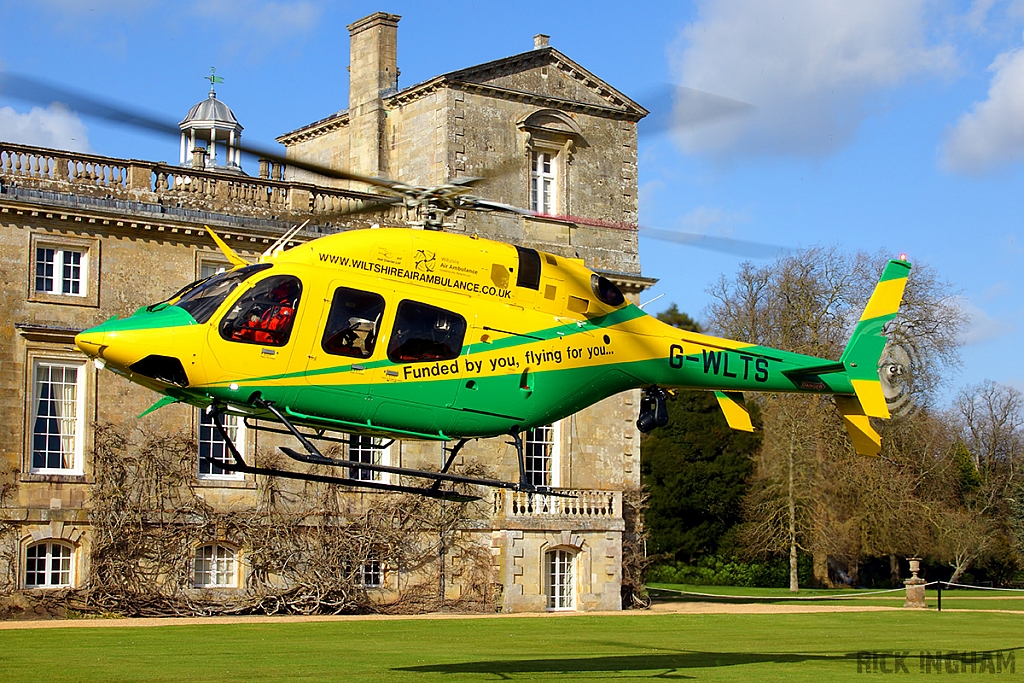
[173,264,272,324]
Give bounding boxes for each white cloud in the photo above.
[188,1,320,60]
[953,295,1014,345]
[670,0,955,159]
[0,104,90,153]
[941,46,1024,173]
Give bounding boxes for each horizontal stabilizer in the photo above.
[835,395,881,457]
[782,362,845,379]
[714,391,754,432]
[851,379,890,419]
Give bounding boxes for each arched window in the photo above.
[25,542,73,588]
[546,548,575,610]
[194,544,238,588]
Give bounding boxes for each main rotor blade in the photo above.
[464,197,535,215]
[639,225,789,259]
[0,71,401,192]
[638,84,755,139]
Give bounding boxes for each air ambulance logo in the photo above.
[414,249,436,273]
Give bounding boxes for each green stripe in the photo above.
[224,304,650,387]
[878,259,912,283]
[85,306,197,333]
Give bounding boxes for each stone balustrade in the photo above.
[495,489,620,520]
[0,141,397,223]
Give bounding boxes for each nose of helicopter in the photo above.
[74,324,144,371]
[75,306,200,379]
[74,329,107,360]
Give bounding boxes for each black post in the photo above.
[937,581,942,612]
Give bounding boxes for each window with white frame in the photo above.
[194,544,238,588]
[357,560,382,588]
[198,409,244,479]
[31,360,85,474]
[546,548,575,610]
[348,435,390,482]
[524,423,559,487]
[530,151,556,215]
[35,246,87,296]
[25,542,73,588]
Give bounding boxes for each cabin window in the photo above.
[515,246,542,290]
[322,287,386,359]
[387,300,467,363]
[174,263,271,324]
[220,275,302,347]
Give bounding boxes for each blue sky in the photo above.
[2,0,1022,406]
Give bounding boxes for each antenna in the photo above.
[261,220,310,261]
[638,293,665,310]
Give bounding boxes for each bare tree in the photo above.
[710,247,964,588]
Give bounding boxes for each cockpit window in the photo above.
[220,275,303,347]
[173,264,271,324]
[387,300,467,363]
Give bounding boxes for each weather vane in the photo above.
[206,67,224,96]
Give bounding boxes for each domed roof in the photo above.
[179,92,242,130]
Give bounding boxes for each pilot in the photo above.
[232,279,299,345]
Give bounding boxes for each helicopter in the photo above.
[71,222,909,500]
[3,73,911,501]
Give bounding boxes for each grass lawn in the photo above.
[649,582,1024,611]
[1,609,1022,682]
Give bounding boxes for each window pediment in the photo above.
[517,109,582,139]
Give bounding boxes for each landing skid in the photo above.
[207,401,573,501]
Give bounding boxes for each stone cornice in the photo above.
[594,269,659,294]
[276,110,350,146]
[277,47,647,146]
[0,199,308,248]
[15,323,84,345]
[447,81,645,121]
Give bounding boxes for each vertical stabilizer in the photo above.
[840,259,911,418]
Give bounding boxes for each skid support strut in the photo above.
[206,401,565,500]
[505,430,570,497]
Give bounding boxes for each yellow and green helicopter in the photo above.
[72,216,909,499]
[3,72,911,500]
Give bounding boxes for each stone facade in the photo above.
[0,11,651,614]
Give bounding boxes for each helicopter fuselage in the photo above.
[75,227,880,442]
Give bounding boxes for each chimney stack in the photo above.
[347,12,401,178]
